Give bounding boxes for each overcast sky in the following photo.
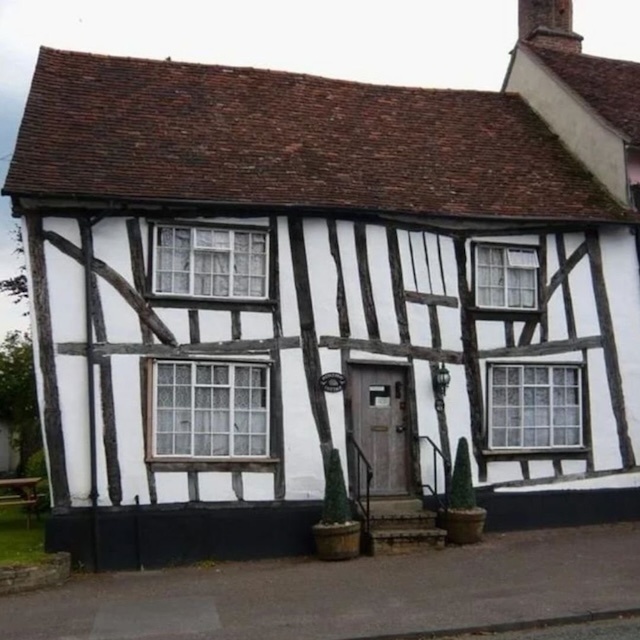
[1,0,640,338]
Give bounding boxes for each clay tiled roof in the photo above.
[528,44,640,144]
[3,47,632,222]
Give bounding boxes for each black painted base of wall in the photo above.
[48,487,640,571]
[46,501,322,571]
[425,486,640,531]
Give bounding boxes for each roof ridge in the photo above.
[37,46,508,97]
[525,42,640,68]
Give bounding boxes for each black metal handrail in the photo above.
[419,435,451,510]
[347,432,373,533]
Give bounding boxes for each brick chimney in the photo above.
[518,0,583,53]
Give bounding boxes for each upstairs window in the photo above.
[154,361,269,458]
[154,226,268,299]
[476,245,539,310]
[489,364,582,449]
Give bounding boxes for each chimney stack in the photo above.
[518,0,583,54]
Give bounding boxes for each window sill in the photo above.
[468,307,541,322]
[146,294,277,312]
[148,458,280,473]
[482,448,589,460]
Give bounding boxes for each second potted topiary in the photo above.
[312,448,361,560]
[442,437,487,545]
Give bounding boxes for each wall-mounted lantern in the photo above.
[433,363,451,413]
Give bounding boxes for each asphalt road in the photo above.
[449,616,640,640]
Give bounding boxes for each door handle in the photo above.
[396,425,406,433]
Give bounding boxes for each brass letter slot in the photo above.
[371,425,388,432]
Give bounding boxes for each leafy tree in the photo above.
[0,225,28,308]
[0,331,41,474]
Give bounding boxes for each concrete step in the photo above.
[368,527,447,556]
[368,498,424,516]
[369,510,438,531]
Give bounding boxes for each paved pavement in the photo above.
[1,522,640,640]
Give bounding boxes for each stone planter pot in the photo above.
[312,521,361,560]
[442,507,487,545]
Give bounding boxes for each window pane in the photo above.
[174,273,189,294]
[235,411,249,433]
[194,435,211,456]
[236,367,250,386]
[507,368,520,385]
[507,429,521,447]
[212,435,229,455]
[213,275,230,296]
[251,389,267,409]
[175,365,191,384]
[195,229,212,247]
[213,231,230,249]
[235,435,250,455]
[250,277,266,297]
[196,365,212,385]
[158,387,174,408]
[175,386,191,408]
[156,273,173,293]
[175,410,191,432]
[507,388,519,406]
[251,233,267,253]
[235,253,249,275]
[535,368,548,384]
[477,246,491,266]
[250,436,266,456]
[213,411,229,432]
[234,233,250,252]
[214,366,229,385]
[251,412,267,434]
[234,276,249,296]
[213,252,230,274]
[235,389,250,409]
[175,434,191,455]
[159,228,174,247]
[194,411,211,432]
[195,387,211,409]
[157,410,173,432]
[213,388,230,409]
[493,367,507,386]
[494,387,506,405]
[492,408,506,427]
[492,428,506,447]
[175,229,191,248]
[156,434,172,455]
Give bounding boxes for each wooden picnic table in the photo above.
[0,477,42,528]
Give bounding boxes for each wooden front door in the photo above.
[351,366,410,496]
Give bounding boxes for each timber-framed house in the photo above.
[4,36,640,568]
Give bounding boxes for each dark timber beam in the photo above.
[586,231,635,468]
[44,229,178,346]
[26,216,70,507]
[288,217,333,466]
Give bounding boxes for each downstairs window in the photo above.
[153,361,269,458]
[488,364,582,449]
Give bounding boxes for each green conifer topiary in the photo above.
[449,437,476,510]
[321,449,353,524]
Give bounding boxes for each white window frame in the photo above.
[152,360,270,459]
[152,225,269,300]
[488,363,583,450]
[475,244,539,310]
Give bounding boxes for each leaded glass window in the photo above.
[154,362,269,458]
[489,364,582,449]
[476,245,539,310]
[154,226,268,299]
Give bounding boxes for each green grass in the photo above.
[0,506,48,566]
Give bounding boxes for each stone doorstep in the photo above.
[369,528,447,556]
[368,498,424,516]
[369,510,438,531]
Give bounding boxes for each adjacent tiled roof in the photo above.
[3,47,632,222]
[528,44,640,144]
